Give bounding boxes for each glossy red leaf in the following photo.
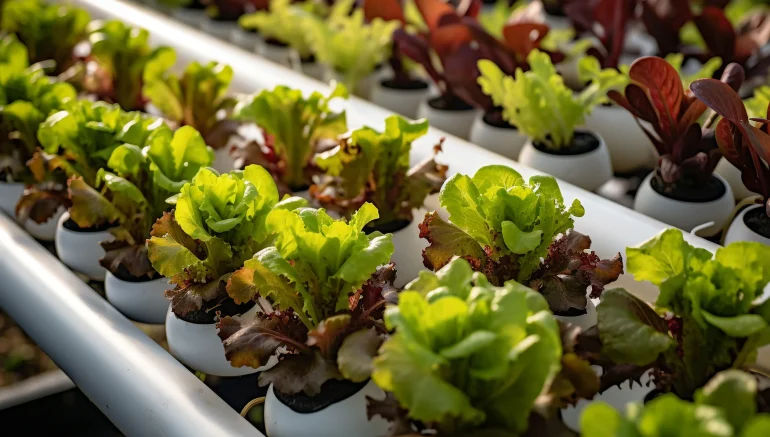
[415,0,457,31]
[715,118,741,166]
[689,78,748,123]
[625,84,659,125]
[430,23,473,58]
[502,23,550,58]
[629,57,684,139]
[694,7,736,62]
[363,0,405,23]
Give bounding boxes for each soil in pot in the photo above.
[553,307,588,318]
[109,264,159,283]
[274,378,370,414]
[483,111,517,130]
[264,38,289,48]
[650,176,727,203]
[532,131,601,156]
[428,95,474,111]
[365,219,411,235]
[744,206,770,239]
[62,217,113,233]
[381,78,429,91]
[178,298,256,325]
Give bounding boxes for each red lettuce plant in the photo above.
[362,0,420,87]
[202,0,248,20]
[563,0,636,69]
[690,75,770,218]
[639,0,692,55]
[609,56,744,192]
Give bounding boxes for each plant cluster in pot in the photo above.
[477,50,616,191]
[305,1,398,99]
[70,126,213,324]
[609,56,741,233]
[581,369,770,436]
[147,165,307,376]
[239,0,319,72]
[168,0,208,28]
[469,5,571,157]
[81,19,177,112]
[0,44,77,239]
[229,82,348,197]
[563,228,770,431]
[690,76,770,245]
[142,60,239,173]
[216,203,397,437]
[36,101,166,281]
[370,257,603,437]
[395,0,511,140]
[200,0,246,41]
[1,0,91,76]
[310,115,448,287]
[419,164,623,329]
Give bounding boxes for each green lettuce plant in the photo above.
[238,0,319,61]
[0,33,28,83]
[591,229,770,399]
[745,86,770,120]
[84,20,176,111]
[478,50,623,150]
[312,115,447,230]
[0,0,90,74]
[419,165,622,314]
[230,83,348,191]
[306,6,399,92]
[147,165,307,318]
[1,67,76,186]
[19,100,167,228]
[68,126,213,280]
[581,370,770,437]
[143,61,236,149]
[664,53,723,88]
[371,257,562,436]
[478,0,526,39]
[217,203,396,395]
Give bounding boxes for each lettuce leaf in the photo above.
[231,83,348,190]
[421,164,584,283]
[1,0,90,74]
[313,115,447,228]
[599,229,770,398]
[0,33,28,83]
[478,50,597,150]
[85,19,176,111]
[580,370,769,437]
[143,61,236,148]
[305,8,399,91]
[68,126,212,278]
[372,257,562,434]
[148,165,305,315]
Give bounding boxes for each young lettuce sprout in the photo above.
[238,0,319,62]
[143,61,236,149]
[312,115,447,231]
[0,0,90,74]
[419,164,622,314]
[68,126,214,280]
[581,370,770,437]
[230,83,348,192]
[147,165,307,319]
[592,229,770,399]
[217,203,395,396]
[0,33,28,82]
[371,257,562,436]
[478,50,622,150]
[0,68,77,186]
[305,4,399,92]
[84,20,176,111]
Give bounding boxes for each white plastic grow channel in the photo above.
[0,0,750,436]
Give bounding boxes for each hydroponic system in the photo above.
[2,0,770,436]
